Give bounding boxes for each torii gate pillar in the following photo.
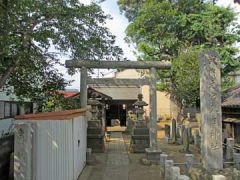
[80,67,88,108]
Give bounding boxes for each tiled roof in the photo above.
[15,108,88,120]
[222,86,240,108]
[50,91,79,98]
[91,87,140,100]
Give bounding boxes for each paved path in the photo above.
[103,132,129,180]
[78,131,129,180]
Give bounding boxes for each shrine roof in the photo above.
[222,86,240,108]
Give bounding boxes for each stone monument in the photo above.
[171,118,177,143]
[199,50,223,170]
[87,93,105,153]
[131,94,149,153]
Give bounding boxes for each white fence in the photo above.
[14,109,88,180]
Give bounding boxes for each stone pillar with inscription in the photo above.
[199,50,223,170]
[87,93,105,153]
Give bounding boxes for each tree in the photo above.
[0,0,122,102]
[118,0,240,105]
[171,48,200,106]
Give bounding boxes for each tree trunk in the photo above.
[0,66,15,88]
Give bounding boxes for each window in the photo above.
[0,101,32,119]
[11,103,18,117]
[236,75,240,85]
[4,102,10,118]
[0,101,4,119]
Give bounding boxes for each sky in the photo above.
[64,0,240,90]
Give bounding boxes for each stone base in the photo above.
[87,120,105,153]
[145,148,162,162]
[131,127,150,153]
[86,148,95,165]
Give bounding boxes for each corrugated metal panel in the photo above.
[73,116,87,179]
[25,117,87,180]
[34,120,73,180]
[15,115,87,180]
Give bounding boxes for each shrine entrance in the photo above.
[66,60,171,153]
[66,50,225,169]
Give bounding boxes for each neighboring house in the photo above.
[89,69,179,126]
[0,88,34,136]
[222,86,240,144]
[229,69,240,85]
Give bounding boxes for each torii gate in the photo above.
[66,60,171,151]
[66,51,223,169]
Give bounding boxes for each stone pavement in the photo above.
[79,131,162,180]
[78,131,130,180]
[103,132,129,180]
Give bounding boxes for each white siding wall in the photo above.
[73,117,87,179]
[15,116,87,180]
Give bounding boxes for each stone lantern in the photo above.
[131,94,150,153]
[133,94,148,128]
[87,93,105,153]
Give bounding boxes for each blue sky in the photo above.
[65,0,240,90]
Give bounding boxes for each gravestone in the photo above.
[87,93,105,153]
[199,51,223,170]
[212,175,226,180]
[188,128,193,144]
[180,125,186,144]
[165,160,174,180]
[176,125,181,138]
[165,125,171,138]
[185,154,194,172]
[183,128,190,153]
[194,129,200,152]
[226,138,234,161]
[160,154,168,177]
[179,175,190,180]
[234,153,240,170]
[171,119,177,143]
[131,94,150,153]
[170,166,180,180]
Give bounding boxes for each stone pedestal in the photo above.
[87,120,105,153]
[132,127,150,153]
[145,147,162,162]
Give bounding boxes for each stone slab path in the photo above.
[78,131,129,180]
[103,132,129,180]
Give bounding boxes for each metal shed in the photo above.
[14,109,88,180]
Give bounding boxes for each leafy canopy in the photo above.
[118,0,240,105]
[0,0,122,102]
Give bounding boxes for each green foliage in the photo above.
[42,94,80,112]
[172,48,200,105]
[0,0,122,102]
[118,0,240,105]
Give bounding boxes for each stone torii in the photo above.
[65,60,171,152]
